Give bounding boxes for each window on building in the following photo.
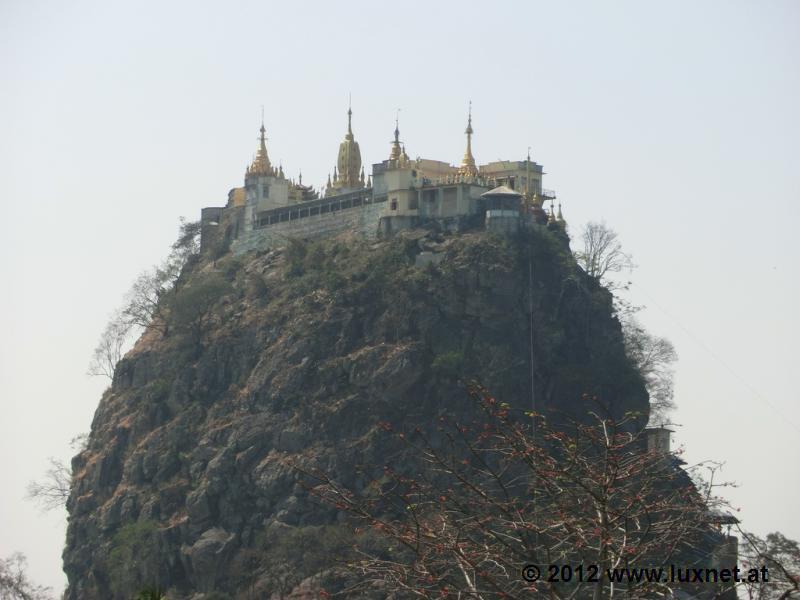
[409,196,419,210]
[390,198,398,210]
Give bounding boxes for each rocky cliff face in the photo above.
[63,228,648,599]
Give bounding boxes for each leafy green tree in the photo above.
[135,587,166,600]
[169,272,233,347]
[107,520,163,599]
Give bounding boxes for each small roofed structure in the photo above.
[482,185,522,235]
[708,508,740,527]
[646,426,673,454]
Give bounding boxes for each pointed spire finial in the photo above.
[247,108,271,176]
[332,97,363,190]
[389,109,402,162]
[260,105,265,136]
[347,93,353,136]
[459,100,477,176]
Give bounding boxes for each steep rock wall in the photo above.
[64,227,648,599]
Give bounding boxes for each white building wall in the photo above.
[232,200,385,254]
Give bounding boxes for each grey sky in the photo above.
[1,0,798,592]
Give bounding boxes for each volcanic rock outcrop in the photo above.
[64,228,647,599]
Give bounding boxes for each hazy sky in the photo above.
[1,0,798,593]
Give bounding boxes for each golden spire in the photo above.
[246,110,272,177]
[333,99,363,189]
[346,94,354,140]
[459,101,478,177]
[389,110,402,162]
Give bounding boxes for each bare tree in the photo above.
[622,317,678,425]
[170,218,201,264]
[26,436,85,513]
[302,384,734,599]
[0,553,53,600]
[120,218,202,334]
[69,433,88,452]
[575,221,635,287]
[25,457,71,512]
[573,223,677,423]
[121,266,173,333]
[159,217,201,292]
[738,530,800,600]
[86,219,202,381]
[87,309,133,380]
